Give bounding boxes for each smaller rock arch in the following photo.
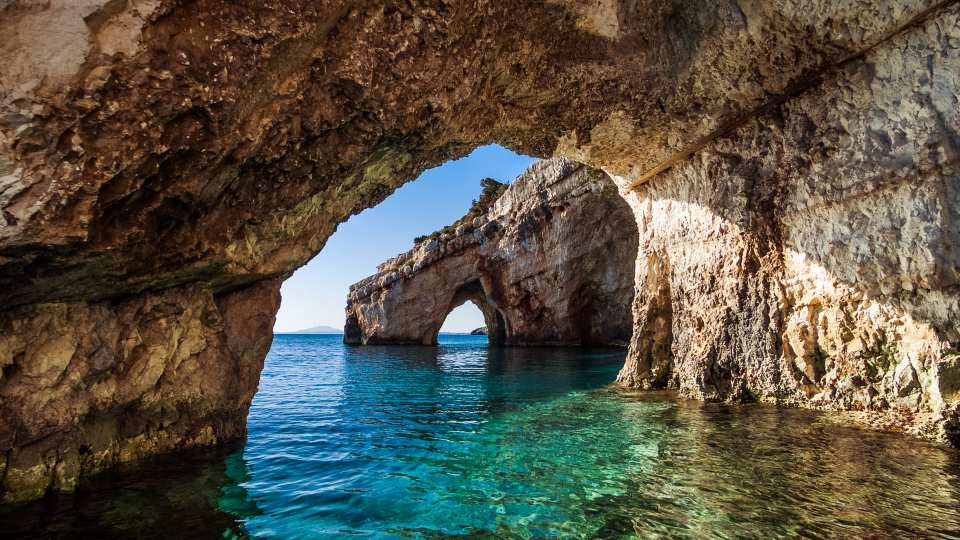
[433,280,507,346]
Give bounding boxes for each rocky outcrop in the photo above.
[612,5,960,444]
[344,159,637,346]
[470,328,487,336]
[1,0,959,501]
[0,279,279,503]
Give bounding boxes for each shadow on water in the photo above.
[2,335,960,538]
[0,443,259,539]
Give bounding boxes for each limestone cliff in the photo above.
[0,0,959,503]
[344,159,637,346]
[611,6,960,444]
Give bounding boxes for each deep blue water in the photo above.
[3,334,960,538]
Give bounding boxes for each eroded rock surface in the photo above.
[0,279,279,503]
[1,1,950,308]
[0,0,959,502]
[345,159,637,346]
[614,5,960,444]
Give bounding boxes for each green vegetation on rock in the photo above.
[413,178,507,245]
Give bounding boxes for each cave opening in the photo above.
[1,0,958,521]
[441,301,486,336]
[273,144,534,336]
[339,156,639,347]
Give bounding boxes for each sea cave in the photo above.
[1,1,959,536]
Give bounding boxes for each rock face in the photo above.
[613,5,960,444]
[344,159,637,346]
[1,0,959,502]
[0,279,279,503]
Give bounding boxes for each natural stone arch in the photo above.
[344,159,638,348]
[0,0,958,503]
[432,280,507,346]
[1,2,948,309]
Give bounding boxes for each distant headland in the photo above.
[282,325,343,334]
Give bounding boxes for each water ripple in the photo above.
[3,335,959,539]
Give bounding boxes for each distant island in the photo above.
[280,325,487,335]
[285,325,343,334]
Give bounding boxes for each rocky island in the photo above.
[0,0,958,504]
[344,159,637,347]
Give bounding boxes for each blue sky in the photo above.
[274,145,536,333]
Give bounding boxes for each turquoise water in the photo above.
[3,334,960,538]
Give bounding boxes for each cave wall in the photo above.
[0,279,279,503]
[1,1,948,309]
[344,159,637,346]
[0,0,958,502]
[613,4,960,443]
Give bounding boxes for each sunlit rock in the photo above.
[344,159,637,346]
[614,7,960,445]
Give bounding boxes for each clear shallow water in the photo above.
[3,334,960,539]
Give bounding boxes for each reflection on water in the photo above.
[0,445,253,539]
[2,335,959,539]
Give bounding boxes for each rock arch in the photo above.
[344,159,637,348]
[345,275,510,346]
[0,0,959,502]
[434,281,507,346]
